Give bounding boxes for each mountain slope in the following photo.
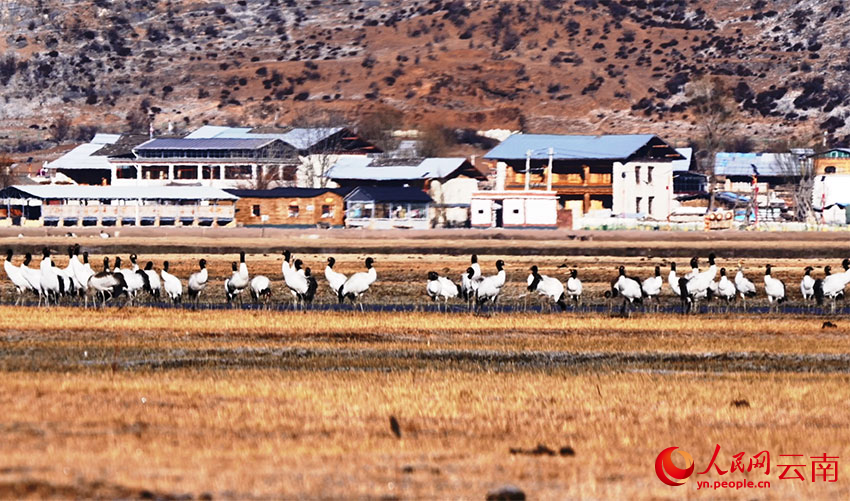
[1,0,849,149]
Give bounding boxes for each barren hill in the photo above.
[1,0,849,152]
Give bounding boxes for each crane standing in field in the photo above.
[613,265,642,317]
[527,265,567,311]
[476,259,506,309]
[339,257,377,309]
[426,271,460,306]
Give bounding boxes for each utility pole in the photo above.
[546,148,553,192]
[524,149,531,191]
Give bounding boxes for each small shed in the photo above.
[470,190,559,229]
[225,187,349,227]
[344,186,432,229]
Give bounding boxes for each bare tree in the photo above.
[772,152,813,222]
[416,123,455,157]
[238,165,280,191]
[291,108,351,188]
[686,77,736,212]
[49,114,72,143]
[0,154,20,188]
[357,107,403,152]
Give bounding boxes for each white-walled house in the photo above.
[483,133,684,220]
[611,160,675,219]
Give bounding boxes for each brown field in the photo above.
[1,235,849,499]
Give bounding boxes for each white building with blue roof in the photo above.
[483,133,684,221]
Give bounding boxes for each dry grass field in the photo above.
[1,234,849,499]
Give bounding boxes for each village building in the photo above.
[671,147,708,195]
[713,152,804,194]
[483,134,684,220]
[183,125,380,187]
[224,187,348,227]
[43,126,379,189]
[0,185,237,228]
[343,186,432,230]
[327,156,485,226]
[812,148,850,175]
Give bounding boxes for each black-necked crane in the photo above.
[566,269,582,305]
[475,259,506,309]
[764,264,786,312]
[338,257,377,309]
[160,261,183,303]
[527,265,566,311]
[187,259,208,304]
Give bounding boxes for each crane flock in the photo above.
[2,245,849,314]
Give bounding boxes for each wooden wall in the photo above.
[814,157,850,175]
[234,194,345,226]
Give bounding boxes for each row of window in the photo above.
[346,202,428,220]
[116,165,298,181]
[633,166,654,184]
[251,204,336,219]
[136,147,292,160]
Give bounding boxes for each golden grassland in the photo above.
[2,369,849,499]
[0,307,849,498]
[1,307,850,356]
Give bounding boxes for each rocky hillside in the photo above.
[1,0,850,153]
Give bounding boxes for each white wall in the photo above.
[470,199,493,227]
[430,177,480,226]
[525,198,558,226]
[502,199,526,226]
[612,161,674,220]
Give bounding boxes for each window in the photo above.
[288,203,299,218]
[321,205,333,218]
[202,165,221,180]
[826,166,837,174]
[409,204,428,219]
[176,166,198,180]
[635,197,642,213]
[648,197,654,214]
[647,166,653,184]
[252,204,261,217]
[635,166,642,183]
[225,165,252,179]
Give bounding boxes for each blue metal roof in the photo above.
[483,133,660,160]
[344,186,432,203]
[184,125,345,150]
[225,187,352,199]
[328,157,475,181]
[135,138,277,151]
[714,152,800,177]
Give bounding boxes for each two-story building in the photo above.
[483,134,684,220]
[44,126,380,189]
